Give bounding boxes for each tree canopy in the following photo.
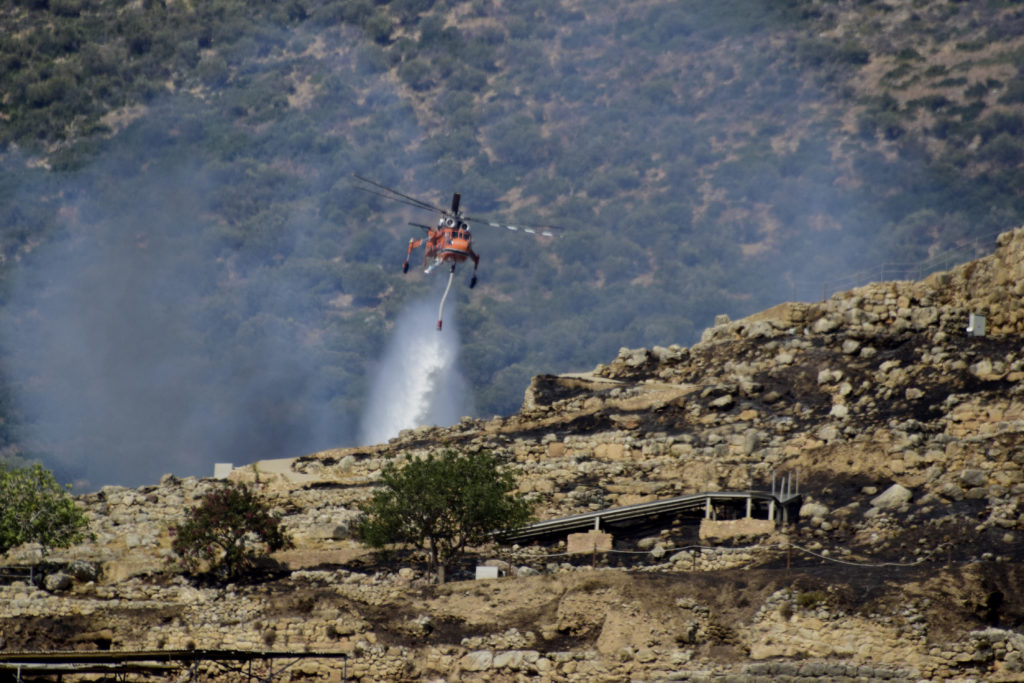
[0,463,89,555]
[171,481,293,581]
[357,449,532,583]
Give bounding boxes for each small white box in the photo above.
[966,313,986,337]
[213,463,234,479]
[475,565,500,580]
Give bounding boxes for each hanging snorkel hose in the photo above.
[437,265,456,330]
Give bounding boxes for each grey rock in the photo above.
[912,306,938,329]
[69,560,99,582]
[800,502,829,519]
[936,481,966,501]
[960,468,988,488]
[44,572,73,592]
[461,650,493,671]
[817,369,842,384]
[871,483,912,509]
[745,320,773,338]
[709,394,734,409]
[813,316,839,334]
[637,536,661,551]
[743,430,761,454]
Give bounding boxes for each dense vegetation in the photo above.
[2,0,1024,487]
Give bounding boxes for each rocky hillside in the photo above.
[2,228,1024,681]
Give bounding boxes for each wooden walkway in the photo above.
[504,487,802,543]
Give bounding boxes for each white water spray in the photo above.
[358,298,472,445]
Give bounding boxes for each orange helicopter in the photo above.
[353,174,554,330]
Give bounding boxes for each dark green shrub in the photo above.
[171,481,293,580]
[364,12,393,44]
[398,58,432,90]
[796,591,827,609]
[999,79,1024,104]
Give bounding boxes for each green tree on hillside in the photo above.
[171,481,293,581]
[0,463,89,555]
[357,449,532,583]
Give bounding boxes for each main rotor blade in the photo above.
[465,215,559,238]
[354,185,440,213]
[352,174,447,214]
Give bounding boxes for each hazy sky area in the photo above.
[0,1,1018,489]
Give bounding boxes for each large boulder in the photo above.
[871,484,912,510]
[43,572,73,592]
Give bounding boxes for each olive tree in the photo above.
[0,463,89,555]
[171,481,292,580]
[357,449,532,583]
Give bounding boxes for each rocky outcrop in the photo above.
[3,227,1024,681]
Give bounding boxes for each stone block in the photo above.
[567,531,613,554]
[594,443,625,460]
[699,517,775,541]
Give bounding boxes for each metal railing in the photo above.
[0,565,37,586]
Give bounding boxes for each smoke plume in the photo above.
[2,158,347,490]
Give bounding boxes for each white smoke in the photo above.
[358,296,472,445]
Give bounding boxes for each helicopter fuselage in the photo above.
[409,218,479,275]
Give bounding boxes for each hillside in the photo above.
[4,0,1024,488]
[2,226,1022,680]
